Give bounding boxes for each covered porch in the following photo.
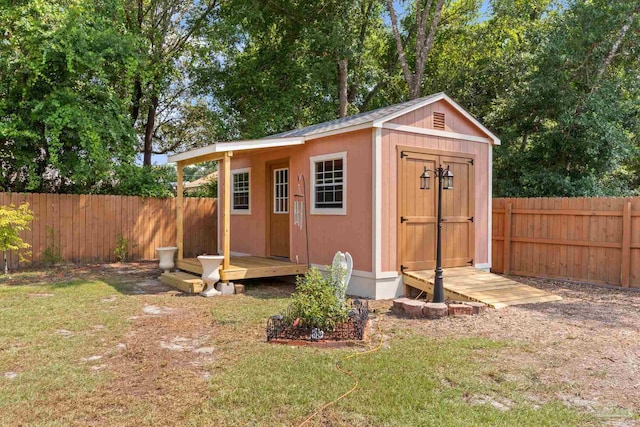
[176,256,307,281]
[169,138,308,284]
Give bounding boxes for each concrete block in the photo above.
[448,303,473,316]
[423,302,448,319]
[217,282,235,295]
[234,284,245,294]
[463,301,487,314]
[392,298,412,313]
[401,300,427,318]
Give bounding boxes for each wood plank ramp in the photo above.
[176,256,308,281]
[403,267,562,309]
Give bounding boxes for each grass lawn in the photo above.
[0,265,601,426]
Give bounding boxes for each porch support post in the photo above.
[222,151,233,271]
[176,160,185,260]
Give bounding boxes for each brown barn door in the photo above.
[399,150,474,271]
[268,162,290,258]
[439,155,474,267]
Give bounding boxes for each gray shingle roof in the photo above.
[269,93,443,138]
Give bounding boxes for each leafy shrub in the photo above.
[114,233,128,262]
[105,165,175,198]
[42,226,63,266]
[185,178,218,198]
[0,203,34,274]
[286,266,349,331]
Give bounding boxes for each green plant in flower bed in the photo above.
[285,266,349,331]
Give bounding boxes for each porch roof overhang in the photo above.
[167,136,305,166]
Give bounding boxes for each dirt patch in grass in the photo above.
[381,276,640,421]
[71,298,218,426]
[2,263,638,425]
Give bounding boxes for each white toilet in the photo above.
[197,255,225,297]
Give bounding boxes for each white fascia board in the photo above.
[372,92,501,145]
[487,144,493,270]
[167,137,305,163]
[372,128,382,276]
[440,94,501,145]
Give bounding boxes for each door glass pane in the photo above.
[274,168,289,214]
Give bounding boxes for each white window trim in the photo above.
[231,167,251,215]
[310,151,347,215]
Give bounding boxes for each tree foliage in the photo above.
[1,0,639,197]
[200,0,390,138]
[0,0,138,193]
[488,1,640,196]
[0,203,34,274]
[125,0,223,165]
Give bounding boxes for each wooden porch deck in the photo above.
[176,256,308,281]
[403,267,562,309]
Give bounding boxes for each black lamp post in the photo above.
[419,164,453,303]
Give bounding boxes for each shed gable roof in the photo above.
[272,93,441,138]
[269,92,499,144]
[168,92,499,164]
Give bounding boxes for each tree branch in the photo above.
[415,0,434,60]
[386,0,414,90]
[592,6,639,91]
[412,0,444,98]
[165,0,218,57]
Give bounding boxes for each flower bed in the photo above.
[266,299,369,343]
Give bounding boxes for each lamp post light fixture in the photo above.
[419,164,453,303]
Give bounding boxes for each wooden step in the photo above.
[161,271,205,294]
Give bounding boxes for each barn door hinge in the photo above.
[468,159,474,165]
[400,151,408,158]
[401,265,408,272]
[467,259,474,265]
[468,216,474,223]
[400,216,408,223]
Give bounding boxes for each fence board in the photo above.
[492,196,640,288]
[0,193,217,269]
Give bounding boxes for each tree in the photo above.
[200,0,390,138]
[489,0,640,197]
[0,0,139,193]
[386,0,446,99]
[0,203,33,274]
[422,0,555,120]
[125,0,222,165]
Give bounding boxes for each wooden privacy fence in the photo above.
[492,197,640,288]
[0,192,217,270]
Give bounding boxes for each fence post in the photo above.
[504,203,512,275]
[621,200,631,287]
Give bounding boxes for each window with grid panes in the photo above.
[232,170,250,212]
[314,156,344,210]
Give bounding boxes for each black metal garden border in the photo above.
[266,299,369,342]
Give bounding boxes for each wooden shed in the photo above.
[168,93,501,299]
